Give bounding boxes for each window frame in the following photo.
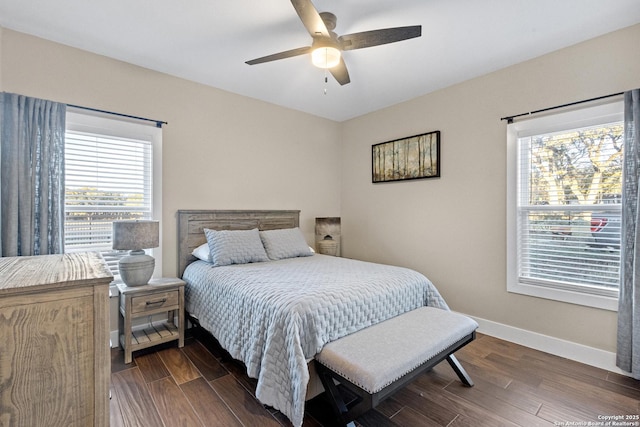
[64,110,163,281]
[506,101,622,311]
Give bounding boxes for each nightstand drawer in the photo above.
[130,290,179,314]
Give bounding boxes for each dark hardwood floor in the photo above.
[110,331,640,426]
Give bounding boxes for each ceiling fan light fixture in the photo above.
[311,46,341,69]
[245,0,422,86]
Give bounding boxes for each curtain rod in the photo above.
[500,92,624,124]
[67,104,167,128]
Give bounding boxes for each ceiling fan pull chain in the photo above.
[324,70,328,95]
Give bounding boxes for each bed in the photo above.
[177,210,449,427]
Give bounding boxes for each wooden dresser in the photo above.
[0,252,113,427]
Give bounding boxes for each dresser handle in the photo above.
[146,298,167,306]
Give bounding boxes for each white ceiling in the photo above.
[1,0,639,122]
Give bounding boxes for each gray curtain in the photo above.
[0,92,66,257]
[618,89,640,379]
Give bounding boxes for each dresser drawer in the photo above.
[130,290,179,314]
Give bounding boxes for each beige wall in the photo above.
[0,28,3,87]
[0,28,343,277]
[3,23,640,354]
[340,24,640,353]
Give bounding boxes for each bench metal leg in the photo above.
[317,364,358,427]
[446,354,474,387]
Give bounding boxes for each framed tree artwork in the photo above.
[372,131,440,183]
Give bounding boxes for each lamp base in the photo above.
[119,251,155,287]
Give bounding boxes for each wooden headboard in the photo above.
[177,210,300,277]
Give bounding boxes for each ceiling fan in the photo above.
[245,0,422,85]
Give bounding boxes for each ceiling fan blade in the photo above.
[290,0,330,38]
[339,25,421,51]
[330,58,350,85]
[245,46,311,65]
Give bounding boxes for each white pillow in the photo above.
[259,227,313,260]
[204,228,269,267]
[191,243,211,262]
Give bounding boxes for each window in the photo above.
[507,101,623,311]
[64,111,162,280]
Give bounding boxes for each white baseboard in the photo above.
[467,314,630,377]
[110,330,119,348]
[109,311,630,377]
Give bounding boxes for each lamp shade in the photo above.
[112,220,159,250]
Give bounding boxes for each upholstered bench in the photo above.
[314,306,478,426]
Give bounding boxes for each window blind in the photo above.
[516,122,623,295]
[64,130,153,276]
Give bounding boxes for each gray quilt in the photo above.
[182,254,448,426]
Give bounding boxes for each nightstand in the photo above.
[116,277,185,364]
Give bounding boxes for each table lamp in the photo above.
[112,220,159,287]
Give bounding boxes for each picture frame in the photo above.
[372,130,440,183]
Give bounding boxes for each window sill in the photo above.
[508,281,619,311]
